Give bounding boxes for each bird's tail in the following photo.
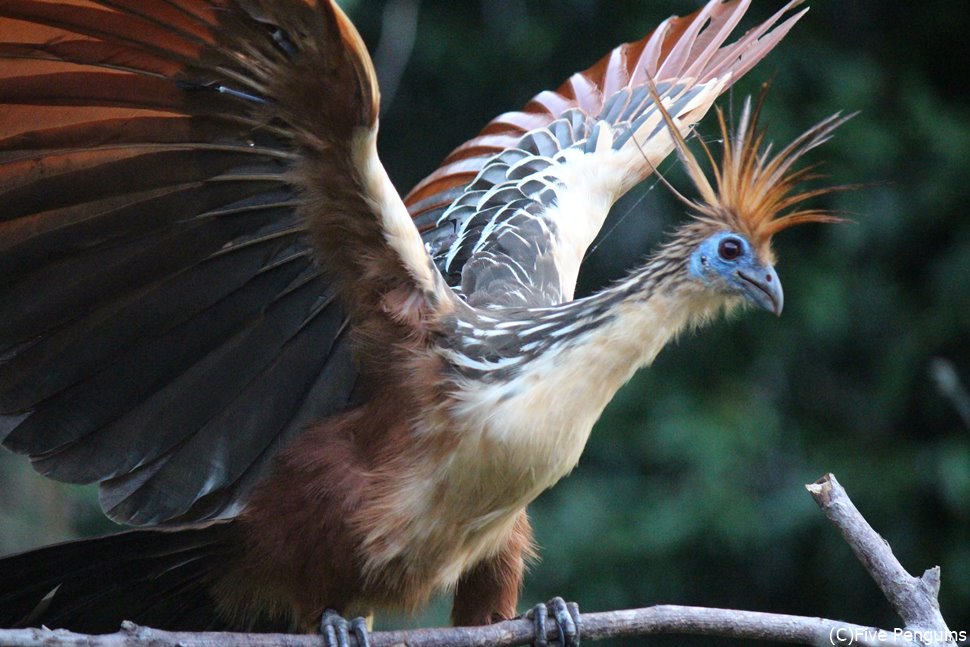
[0,521,254,633]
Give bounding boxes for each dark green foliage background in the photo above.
[2,1,969,642]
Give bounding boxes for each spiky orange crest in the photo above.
[659,86,853,257]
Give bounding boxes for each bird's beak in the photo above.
[737,263,784,316]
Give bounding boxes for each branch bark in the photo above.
[0,608,923,647]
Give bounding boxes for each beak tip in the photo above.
[737,266,784,318]
[769,292,784,317]
[771,289,784,317]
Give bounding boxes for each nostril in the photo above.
[765,274,772,282]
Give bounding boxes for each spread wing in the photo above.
[0,0,802,529]
[407,0,806,308]
[0,0,448,526]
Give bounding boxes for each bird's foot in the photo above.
[526,597,581,647]
[319,609,371,647]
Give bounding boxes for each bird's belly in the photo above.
[353,414,586,610]
[354,462,525,612]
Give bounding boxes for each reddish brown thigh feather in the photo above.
[450,510,535,626]
[215,411,373,630]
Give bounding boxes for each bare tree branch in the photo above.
[0,608,924,647]
[806,473,955,645]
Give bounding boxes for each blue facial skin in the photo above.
[688,231,784,315]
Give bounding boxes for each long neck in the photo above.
[444,242,724,388]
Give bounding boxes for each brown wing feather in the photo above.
[0,0,366,525]
[0,0,208,61]
[246,0,450,338]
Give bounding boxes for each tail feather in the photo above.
[0,521,271,633]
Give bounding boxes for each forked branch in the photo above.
[806,473,955,645]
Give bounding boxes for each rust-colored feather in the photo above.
[659,86,853,254]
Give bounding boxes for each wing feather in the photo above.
[411,0,807,307]
[0,0,207,62]
[0,0,376,525]
[97,279,349,524]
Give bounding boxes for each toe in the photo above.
[549,597,580,647]
[319,609,352,647]
[350,616,371,647]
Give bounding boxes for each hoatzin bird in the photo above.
[0,0,848,644]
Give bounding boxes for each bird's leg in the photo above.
[451,511,531,626]
[526,597,581,647]
[320,609,371,647]
[450,513,581,646]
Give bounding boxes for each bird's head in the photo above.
[686,228,784,315]
[655,88,852,318]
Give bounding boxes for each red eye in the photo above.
[718,237,743,261]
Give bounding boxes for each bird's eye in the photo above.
[718,237,744,261]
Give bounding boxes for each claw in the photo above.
[526,597,580,647]
[320,609,370,647]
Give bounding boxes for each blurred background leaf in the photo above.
[2,1,968,643]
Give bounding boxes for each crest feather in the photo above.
[652,83,854,251]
